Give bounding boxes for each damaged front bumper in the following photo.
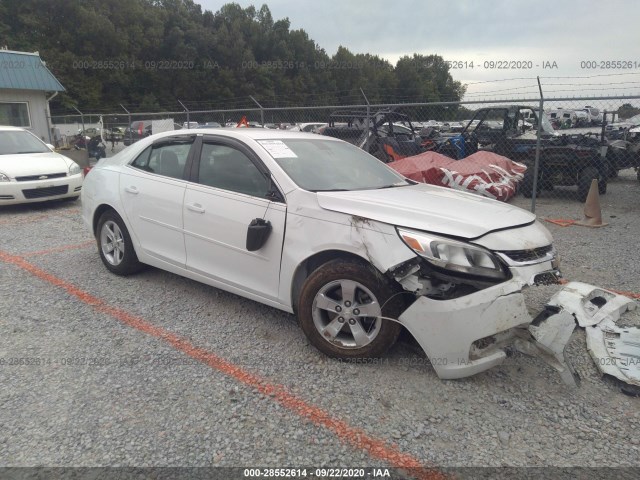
[398,278,530,379]
[398,277,638,386]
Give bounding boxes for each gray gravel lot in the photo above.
[0,169,639,473]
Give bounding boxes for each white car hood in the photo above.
[0,152,73,178]
[316,183,535,239]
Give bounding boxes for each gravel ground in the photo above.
[0,169,639,474]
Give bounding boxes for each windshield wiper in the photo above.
[312,188,350,192]
[375,182,411,189]
[16,151,46,154]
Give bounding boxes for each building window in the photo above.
[0,102,31,128]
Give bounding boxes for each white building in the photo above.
[0,49,65,142]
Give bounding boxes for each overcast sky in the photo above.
[197,0,640,100]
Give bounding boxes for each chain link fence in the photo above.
[49,95,640,212]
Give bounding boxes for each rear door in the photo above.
[183,136,286,300]
[120,135,196,267]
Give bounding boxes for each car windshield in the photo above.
[0,131,50,155]
[259,138,410,191]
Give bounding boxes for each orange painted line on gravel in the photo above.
[0,208,81,227]
[0,249,447,480]
[609,289,640,300]
[22,240,95,257]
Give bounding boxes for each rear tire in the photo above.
[96,210,144,276]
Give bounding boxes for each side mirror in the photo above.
[246,218,272,251]
[46,143,55,151]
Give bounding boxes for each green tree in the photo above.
[618,103,640,120]
[0,0,466,117]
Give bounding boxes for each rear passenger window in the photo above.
[198,143,269,197]
[131,147,151,170]
[130,142,192,180]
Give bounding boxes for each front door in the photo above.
[183,138,286,300]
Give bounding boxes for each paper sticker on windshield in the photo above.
[258,140,298,158]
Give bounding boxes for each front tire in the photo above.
[96,210,143,275]
[298,259,402,359]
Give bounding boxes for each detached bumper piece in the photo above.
[547,282,640,388]
[514,307,580,387]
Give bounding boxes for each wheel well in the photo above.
[290,250,372,314]
[92,204,117,236]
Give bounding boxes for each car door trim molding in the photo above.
[138,215,184,233]
[183,229,270,261]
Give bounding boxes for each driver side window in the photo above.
[197,143,270,197]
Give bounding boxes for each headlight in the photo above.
[0,172,10,182]
[68,162,82,175]
[397,228,507,280]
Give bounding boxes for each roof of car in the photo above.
[160,128,336,142]
[0,126,27,132]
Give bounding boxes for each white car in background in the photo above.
[0,126,83,205]
[81,128,581,382]
[606,113,640,133]
[288,122,327,133]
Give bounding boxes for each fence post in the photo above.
[45,112,53,145]
[120,104,131,144]
[360,88,371,153]
[531,77,544,214]
[178,100,190,128]
[72,106,85,137]
[250,96,265,127]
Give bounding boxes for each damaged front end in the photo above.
[388,225,592,385]
[390,229,640,387]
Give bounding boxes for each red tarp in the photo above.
[388,151,527,201]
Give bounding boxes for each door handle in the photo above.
[186,203,205,213]
[124,186,139,194]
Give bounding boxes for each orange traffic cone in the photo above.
[575,179,608,227]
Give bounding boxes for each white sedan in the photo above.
[82,128,572,380]
[0,126,83,205]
